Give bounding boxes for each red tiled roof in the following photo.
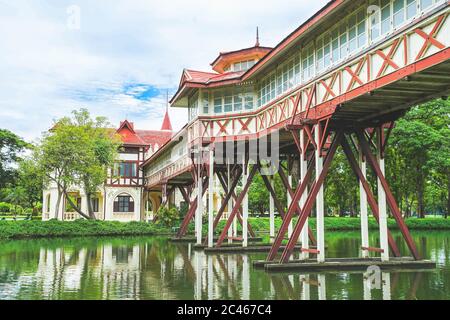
[116,120,172,147]
[210,45,272,67]
[136,129,172,146]
[183,69,243,85]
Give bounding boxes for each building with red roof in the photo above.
[43,111,174,223]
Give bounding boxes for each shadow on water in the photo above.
[0,231,449,300]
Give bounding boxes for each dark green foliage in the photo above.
[0,129,28,190]
[156,206,181,227]
[0,220,171,240]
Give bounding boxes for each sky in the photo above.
[0,0,328,142]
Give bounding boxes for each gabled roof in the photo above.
[116,119,172,147]
[210,45,272,73]
[181,69,244,86]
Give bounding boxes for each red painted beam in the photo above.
[340,137,400,257]
[279,131,343,263]
[356,130,420,260]
[176,177,209,238]
[216,165,259,247]
[277,167,317,246]
[266,160,315,262]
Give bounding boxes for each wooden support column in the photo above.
[208,147,214,248]
[278,165,317,245]
[242,155,249,248]
[356,130,419,260]
[196,157,203,245]
[269,176,275,240]
[299,129,309,260]
[267,162,315,261]
[227,163,233,243]
[287,174,293,238]
[216,165,259,247]
[359,146,370,258]
[315,126,325,263]
[376,128,389,262]
[279,131,343,263]
[341,137,400,257]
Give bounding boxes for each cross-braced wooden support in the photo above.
[278,130,343,263]
[266,150,317,262]
[216,164,260,247]
[356,129,420,260]
[176,174,209,238]
[340,136,401,257]
[202,167,256,245]
[274,167,317,246]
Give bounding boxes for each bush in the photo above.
[0,219,172,240]
[156,206,181,227]
[0,202,10,214]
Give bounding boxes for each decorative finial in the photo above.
[166,89,169,112]
[255,26,260,47]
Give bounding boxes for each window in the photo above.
[202,92,210,114]
[331,28,340,63]
[188,94,198,121]
[393,0,405,27]
[116,162,137,178]
[91,197,99,213]
[244,92,254,110]
[407,0,417,19]
[213,87,254,113]
[114,194,134,213]
[214,92,223,113]
[234,91,242,111]
[302,46,315,80]
[420,0,433,10]
[381,0,391,36]
[339,24,348,59]
[233,60,255,72]
[348,14,358,52]
[357,10,367,47]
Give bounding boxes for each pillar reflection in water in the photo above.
[363,270,392,300]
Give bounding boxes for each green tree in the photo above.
[325,148,359,217]
[387,99,449,218]
[16,157,44,215]
[0,129,28,189]
[248,166,287,216]
[36,108,120,219]
[4,186,27,216]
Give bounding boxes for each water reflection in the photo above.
[0,232,448,300]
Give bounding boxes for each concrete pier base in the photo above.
[169,236,263,243]
[203,245,304,254]
[260,257,436,273]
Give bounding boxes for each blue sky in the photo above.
[0,0,327,141]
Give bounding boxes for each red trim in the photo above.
[376,38,401,78]
[414,14,447,61]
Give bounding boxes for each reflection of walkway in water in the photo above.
[0,239,433,300]
[268,269,425,300]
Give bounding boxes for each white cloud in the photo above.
[0,0,328,141]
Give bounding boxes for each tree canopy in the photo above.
[0,129,28,189]
[36,108,121,219]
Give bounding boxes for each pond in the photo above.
[0,231,449,300]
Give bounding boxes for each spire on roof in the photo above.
[161,90,173,131]
[255,27,260,47]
